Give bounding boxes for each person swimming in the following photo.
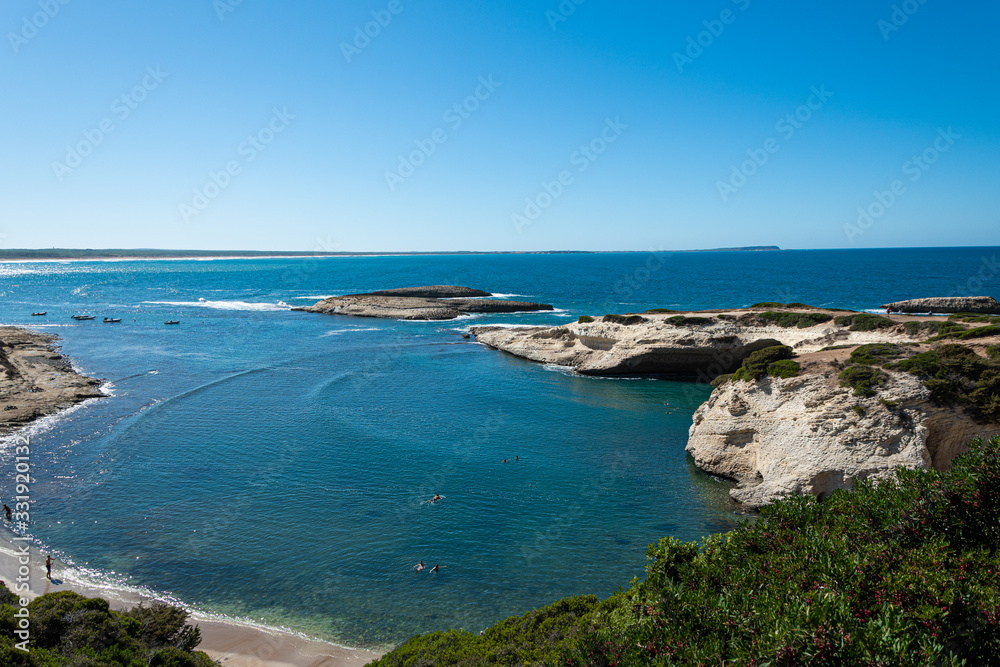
[430,564,442,574]
[425,494,443,503]
[414,560,425,572]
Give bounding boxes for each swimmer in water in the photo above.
[430,564,443,574]
[414,561,425,572]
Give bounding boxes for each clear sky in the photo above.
[1,0,997,252]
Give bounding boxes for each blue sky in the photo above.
[1,0,997,252]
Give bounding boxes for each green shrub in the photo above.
[375,436,1000,667]
[767,359,801,378]
[948,313,999,323]
[989,345,1000,360]
[895,344,1000,422]
[603,314,647,326]
[820,344,855,352]
[904,320,967,338]
[850,404,866,416]
[839,365,888,397]
[750,302,785,309]
[834,313,895,331]
[645,308,678,314]
[710,373,733,388]
[785,302,817,309]
[880,398,899,408]
[370,596,600,667]
[849,343,906,366]
[0,590,211,666]
[577,315,594,323]
[732,345,796,382]
[0,584,17,607]
[717,314,736,321]
[666,316,714,326]
[759,311,833,328]
[929,324,1000,341]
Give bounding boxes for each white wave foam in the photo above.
[320,328,380,337]
[143,300,292,312]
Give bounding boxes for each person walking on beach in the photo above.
[3,504,10,521]
[45,555,52,580]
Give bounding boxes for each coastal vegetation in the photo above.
[839,365,888,397]
[904,320,966,338]
[848,343,906,366]
[602,314,647,326]
[931,324,1000,342]
[894,344,1000,422]
[731,345,799,381]
[0,591,213,666]
[577,315,594,323]
[372,436,1000,666]
[758,311,833,328]
[645,308,679,314]
[665,316,714,327]
[833,313,894,331]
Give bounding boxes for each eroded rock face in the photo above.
[882,296,1000,314]
[298,286,553,321]
[471,313,916,377]
[686,371,998,507]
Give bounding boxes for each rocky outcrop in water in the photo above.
[0,327,105,435]
[882,296,1000,314]
[297,286,553,321]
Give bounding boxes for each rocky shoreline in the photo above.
[472,305,1000,507]
[295,285,554,321]
[0,326,105,435]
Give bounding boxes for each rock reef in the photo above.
[882,296,1000,314]
[297,286,553,321]
[0,326,105,435]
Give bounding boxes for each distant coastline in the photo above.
[0,247,781,261]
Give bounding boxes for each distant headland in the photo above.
[0,247,782,261]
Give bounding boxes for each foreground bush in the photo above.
[372,436,1000,667]
[0,592,213,667]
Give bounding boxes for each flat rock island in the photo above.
[0,326,105,435]
[296,285,554,321]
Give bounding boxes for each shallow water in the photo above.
[0,248,995,648]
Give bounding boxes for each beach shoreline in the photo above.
[0,325,383,666]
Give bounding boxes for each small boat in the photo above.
[164,321,181,325]
[72,315,96,321]
[103,318,122,324]
[32,312,47,316]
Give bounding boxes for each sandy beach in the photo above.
[0,325,382,666]
[0,537,382,666]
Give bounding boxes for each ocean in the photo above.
[0,247,996,649]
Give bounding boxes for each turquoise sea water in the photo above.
[0,248,997,649]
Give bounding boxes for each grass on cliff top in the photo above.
[603,314,647,326]
[930,324,1000,342]
[834,313,895,331]
[731,345,799,382]
[904,320,967,339]
[0,592,213,666]
[666,315,715,326]
[839,365,889,397]
[371,435,1000,667]
[759,311,833,328]
[577,315,594,323]
[849,343,907,366]
[894,344,1000,422]
[948,312,1000,324]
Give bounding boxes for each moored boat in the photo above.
[103,318,122,323]
[164,321,181,325]
[31,312,47,316]
[72,315,96,321]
